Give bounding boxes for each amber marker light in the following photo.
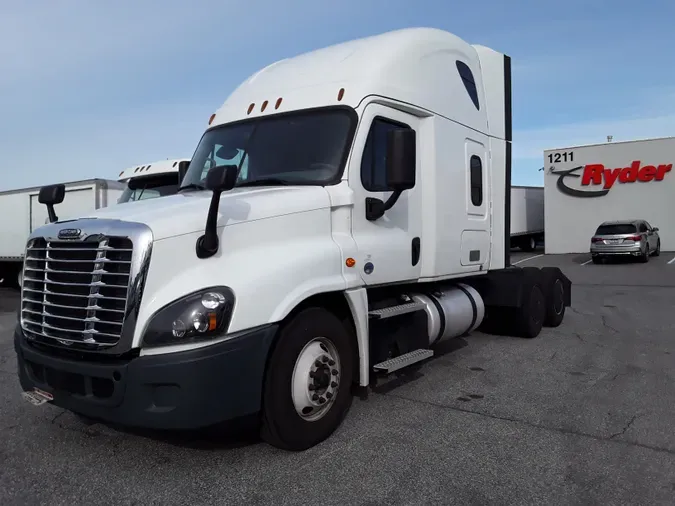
[346,257,356,268]
[275,97,283,109]
[208,313,217,331]
[337,88,345,101]
[208,113,216,125]
[247,103,255,115]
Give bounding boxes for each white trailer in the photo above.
[116,158,190,203]
[0,179,124,288]
[510,185,544,251]
[14,28,573,451]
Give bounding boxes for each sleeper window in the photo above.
[470,155,483,206]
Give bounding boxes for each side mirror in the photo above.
[385,129,416,191]
[177,160,190,184]
[38,184,65,223]
[205,164,238,192]
[652,227,659,232]
[365,129,416,221]
[196,165,238,259]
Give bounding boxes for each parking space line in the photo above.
[512,254,543,265]
[581,259,593,266]
[668,255,675,265]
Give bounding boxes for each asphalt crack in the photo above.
[381,392,674,456]
[609,415,638,440]
[601,315,619,334]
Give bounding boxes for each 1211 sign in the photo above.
[548,151,574,163]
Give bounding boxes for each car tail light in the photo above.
[591,237,602,243]
[626,235,641,241]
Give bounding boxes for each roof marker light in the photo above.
[247,103,255,115]
[337,88,345,101]
[208,113,216,125]
[275,97,283,109]
[261,100,268,112]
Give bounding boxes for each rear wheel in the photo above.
[513,278,545,338]
[640,243,649,263]
[653,239,661,257]
[541,268,566,327]
[591,256,602,264]
[520,236,536,252]
[261,307,355,451]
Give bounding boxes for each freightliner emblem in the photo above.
[57,228,82,240]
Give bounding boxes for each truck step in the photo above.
[368,301,425,320]
[372,349,434,374]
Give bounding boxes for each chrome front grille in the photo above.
[20,236,134,349]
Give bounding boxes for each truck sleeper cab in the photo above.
[14,27,572,451]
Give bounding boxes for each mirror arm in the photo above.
[195,190,222,259]
[365,189,403,221]
[383,189,403,212]
[46,204,58,224]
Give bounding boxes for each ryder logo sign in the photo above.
[550,160,672,198]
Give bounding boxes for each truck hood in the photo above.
[72,186,331,240]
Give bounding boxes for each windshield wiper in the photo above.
[178,183,206,192]
[237,178,289,187]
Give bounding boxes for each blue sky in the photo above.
[1,0,674,191]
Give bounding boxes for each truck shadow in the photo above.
[86,413,263,450]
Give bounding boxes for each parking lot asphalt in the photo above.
[2,252,675,505]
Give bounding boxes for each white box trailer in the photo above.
[510,185,544,251]
[14,27,574,451]
[544,136,675,254]
[0,179,124,287]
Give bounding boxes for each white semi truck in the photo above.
[14,27,572,451]
[510,185,544,251]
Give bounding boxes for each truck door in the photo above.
[348,104,423,285]
[460,138,490,271]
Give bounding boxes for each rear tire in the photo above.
[653,240,661,257]
[261,307,355,451]
[520,236,536,252]
[540,268,566,327]
[592,256,601,264]
[513,279,545,339]
[640,244,649,263]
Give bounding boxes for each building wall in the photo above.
[544,137,675,254]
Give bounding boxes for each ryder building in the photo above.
[543,136,675,254]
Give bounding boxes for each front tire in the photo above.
[261,307,355,451]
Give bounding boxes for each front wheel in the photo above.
[261,307,355,451]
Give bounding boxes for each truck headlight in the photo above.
[142,287,235,347]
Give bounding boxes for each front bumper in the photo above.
[14,324,277,430]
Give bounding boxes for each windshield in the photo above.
[118,174,180,203]
[180,107,356,189]
[595,224,637,235]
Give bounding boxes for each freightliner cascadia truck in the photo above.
[14,27,572,451]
